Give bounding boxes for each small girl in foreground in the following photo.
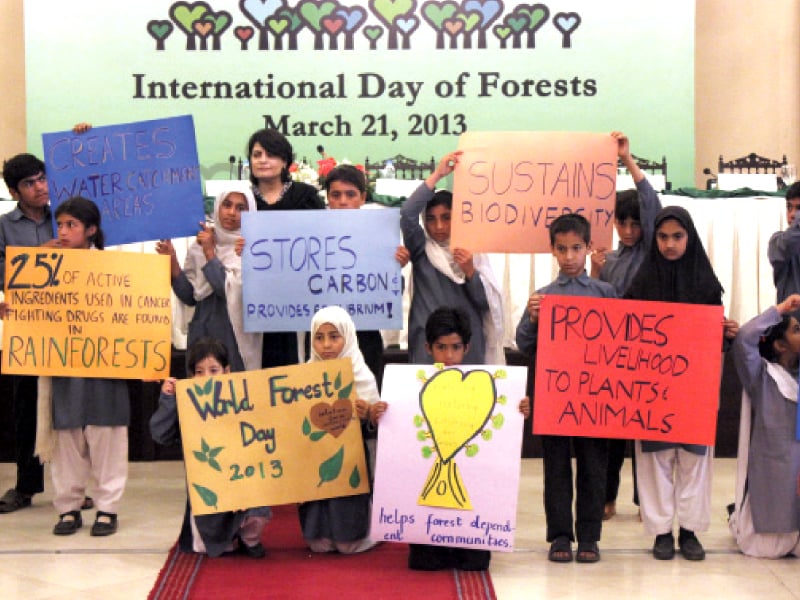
[150,337,271,557]
[299,305,383,553]
[48,197,130,536]
[729,295,800,558]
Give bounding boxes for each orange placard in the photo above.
[451,131,617,254]
[2,247,171,379]
[533,295,723,445]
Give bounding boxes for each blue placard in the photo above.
[241,208,403,332]
[42,115,205,246]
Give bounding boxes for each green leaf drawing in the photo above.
[349,465,361,488]
[335,371,342,390]
[338,381,354,399]
[481,430,493,441]
[193,450,208,463]
[193,383,204,396]
[310,430,327,442]
[421,446,433,459]
[466,444,480,457]
[494,369,507,379]
[416,369,427,382]
[209,446,224,458]
[413,415,424,428]
[302,417,311,436]
[492,414,505,429]
[203,378,213,394]
[208,458,222,472]
[192,483,218,509]
[201,438,210,453]
[497,394,508,405]
[318,446,344,487]
[416,430,427,441]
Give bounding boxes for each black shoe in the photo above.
[236,536,266,559]
[54,510,83,535]
[90,511,118,536]
[678,529,705,561]
[454,548,490,571]
[408,544,454,570]
[653,532,675,560]
[0,488,32,513]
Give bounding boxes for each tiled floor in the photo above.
[0,459,797,599]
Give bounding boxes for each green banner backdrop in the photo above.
[25,0,695,186]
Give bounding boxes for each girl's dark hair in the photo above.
[247,128,293,185]
[324,164,366,193]
[425,190,452,213]
[615,189,640,223]
[758,316,792,362]
[425,306,472,346]
[187,337,230,372]
[55,196,104,249]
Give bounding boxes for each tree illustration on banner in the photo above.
[369,0,418,50]
[147,19,174,50]
[168,2,232,51]
[414,365,509,509]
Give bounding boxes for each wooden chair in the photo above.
[618,153,670,189]
[364,154,436,179]
[718,152,787,174]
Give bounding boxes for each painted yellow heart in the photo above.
[310,398,353,438]
[420,368,496,463]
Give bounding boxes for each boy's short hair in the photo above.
[614,189,640,223]
[549,213,591,245]
[324,164,366,193]
[187,337,230,372]
[425,190,452,213]
[2,153,46,192]
[786,181,800,202]
[425,306,472,346]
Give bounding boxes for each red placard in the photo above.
[533,295,724,445]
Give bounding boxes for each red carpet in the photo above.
[148,505,497,600]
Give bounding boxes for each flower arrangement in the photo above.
[288,161,320,188]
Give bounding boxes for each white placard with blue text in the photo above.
[41,115,205,246]
[241,208,402,332]
[370,364,526,551]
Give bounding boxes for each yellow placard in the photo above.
[176,358,370,516]
[2,247,171,379]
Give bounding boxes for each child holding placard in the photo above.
[624,206,738,560]
[516,213,617,563]
[400,153,505,367]
[316,163,409,387]
[150,336,270,557]
[590,132,662,520]
[156,190,262,373]
[43,197,129,536]
[728,295,800,558]
[299,305,384,553]
[389,306,530,571]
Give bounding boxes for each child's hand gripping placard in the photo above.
[176,359,370,515]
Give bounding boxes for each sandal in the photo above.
[548,536,573,563]
[0,488,32,513]
[576,541,601,563]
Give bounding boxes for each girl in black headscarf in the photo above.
[625,206,738,562]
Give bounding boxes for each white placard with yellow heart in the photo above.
[371,364,527,552]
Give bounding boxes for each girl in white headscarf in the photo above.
[156,189,262,372]
[299,305,384,554]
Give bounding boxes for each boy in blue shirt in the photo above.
[516,213,617,563]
